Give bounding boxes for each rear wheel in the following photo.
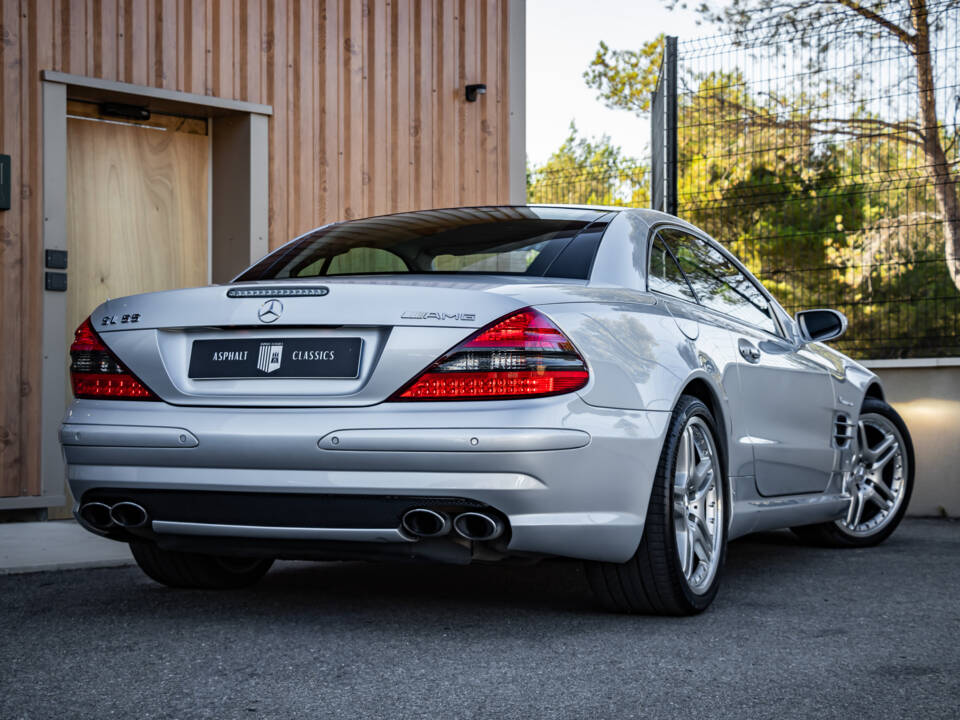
[585,395,727,615]
[130,541,273,589]
[792,398,914,548]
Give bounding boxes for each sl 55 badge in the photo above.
[101,313,141,327]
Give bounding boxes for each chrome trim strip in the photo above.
[151,520,415,543]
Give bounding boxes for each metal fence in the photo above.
[529,3,960,359]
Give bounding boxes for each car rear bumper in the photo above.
[62,395,671,563]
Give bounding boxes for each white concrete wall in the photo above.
[866,361,960,517]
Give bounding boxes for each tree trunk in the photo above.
[911,0,960,291]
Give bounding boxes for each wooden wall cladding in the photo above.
[0,0,514,498]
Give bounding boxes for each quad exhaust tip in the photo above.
[78,502,114,530]
[453,512,504,541]
[109,501,149,529]
[401,508,451,538]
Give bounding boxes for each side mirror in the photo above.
[795,309,847,343]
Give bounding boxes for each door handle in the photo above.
[738,338,761,363]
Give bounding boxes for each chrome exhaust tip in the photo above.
[401,508,451,538]
[453,512,504,541]
[110,501,149,529]
[78,502,115,530]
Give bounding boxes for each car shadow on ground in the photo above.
[123,528,824,617]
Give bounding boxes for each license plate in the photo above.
[188,338,363,379]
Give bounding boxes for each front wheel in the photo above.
[585,395,728,615]
[792,397,914,548]
[130,541,274,589]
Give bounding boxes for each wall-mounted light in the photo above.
[99,102,151,121]
[465,84,487,102]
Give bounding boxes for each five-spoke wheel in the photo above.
[793,397,914,548]
[586,395,728,615]
[840,412,908,536]
[673,416,724,594]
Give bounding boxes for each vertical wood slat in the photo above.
[391,0,410,213]
[498,0,510,202]
[128,0,147,85]
[370,0,387,217]
[485,0,498,200]
[462,0,478,205]
[67,0,85,75]
[157,0,176,88]
[3,0,25,494]
[414,0,433,211]
[321,0,341,222]
[342,0,363,220]
[0,0,514,500]
[95,0,118,81]
[19,0,42,497]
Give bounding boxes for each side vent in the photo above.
[834,414,855,448]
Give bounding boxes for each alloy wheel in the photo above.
[672,416,724,594]
[838,412,908,537]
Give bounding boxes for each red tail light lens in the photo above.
[390,308,589,401]
[70,318,158,400]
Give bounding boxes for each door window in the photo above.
[659,229,778,335]
[648,235,696,302]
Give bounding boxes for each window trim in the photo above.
[645,222,786,340]
[646,233,698,303]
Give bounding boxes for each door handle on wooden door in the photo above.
[738,338,761,363]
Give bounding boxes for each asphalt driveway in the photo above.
[1,519,958,720]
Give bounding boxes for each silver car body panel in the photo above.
[63,206,883,562]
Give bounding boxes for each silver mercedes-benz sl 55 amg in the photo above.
[61,205,914,615]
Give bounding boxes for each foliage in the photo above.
[526,123,649,207]
[538,0,960,357]
[677,68,958,357]
[583,36,665,116]
[674,70,957,356]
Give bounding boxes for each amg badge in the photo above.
[401,311,476,321]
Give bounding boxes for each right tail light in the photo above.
[390,308,589,401]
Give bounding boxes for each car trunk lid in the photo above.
[89,277,581,406]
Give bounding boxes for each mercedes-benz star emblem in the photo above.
[257,298,284,323]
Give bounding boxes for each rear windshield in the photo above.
[235,206,611,282]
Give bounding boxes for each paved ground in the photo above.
[1,519,958,720]
[0,520,133,575]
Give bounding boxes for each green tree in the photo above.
[586,0,960,294]
[583,35,665,116]
[527,123,649,207]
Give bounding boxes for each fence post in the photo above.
[651,35,678,215]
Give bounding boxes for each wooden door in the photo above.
[66,101,209,344]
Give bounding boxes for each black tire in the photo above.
[585,395,728,615]
[129,541,274,589]
[792,397,914,548]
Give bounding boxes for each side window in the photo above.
[648,235,696,302]
[660,229,779,335]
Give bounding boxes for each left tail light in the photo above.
[69,318,159,400]
[390,307,589,401]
